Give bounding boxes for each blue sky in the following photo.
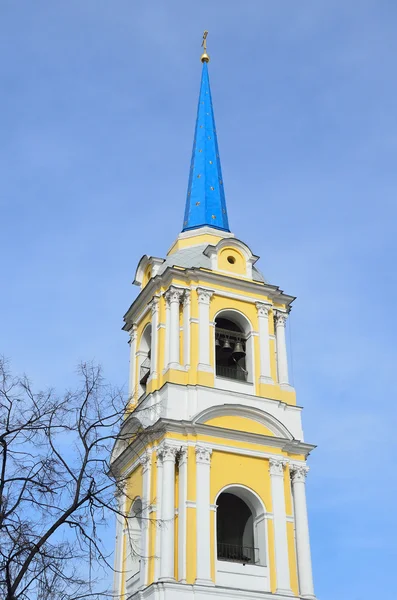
[1,2,396,598]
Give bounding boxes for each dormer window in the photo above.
[215,317,247,382]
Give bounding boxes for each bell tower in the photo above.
[111,35,317,600]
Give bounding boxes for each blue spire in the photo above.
[182,61,230,232]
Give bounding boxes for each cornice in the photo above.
[123,266,295,329]
[111,416,315,475]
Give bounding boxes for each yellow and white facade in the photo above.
[111,44,317,600]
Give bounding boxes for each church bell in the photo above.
[232,341,246,361]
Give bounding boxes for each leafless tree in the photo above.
[0,356,151,600]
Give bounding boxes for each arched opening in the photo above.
[217,492,256,564]
[138,325,151,397]
[216,485,267,568]
[215,312,251,383]
[125,498,142,593]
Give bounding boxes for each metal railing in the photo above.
[216,364,247,382]
[217,542,258,564]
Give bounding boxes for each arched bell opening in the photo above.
[215,313,250,382]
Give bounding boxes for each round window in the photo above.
[227,256,236,265]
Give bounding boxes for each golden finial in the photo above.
[201,30,210,63]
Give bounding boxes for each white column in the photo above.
[128,325,137,400]
[269,458,292,596]
[149,297,160,380]
[183,292,191,369]
[159,443,177,581]
[274,311,289,385]
[197,287,214,372]
[154,450,163,581]
[195,444,213,585]
[256,303,273,384]
[164,300,170,370]
[113,484,126,598]
[178,446,188,582]
[291,466,316,599]
[139,452,151,588]
[165,286,184,369]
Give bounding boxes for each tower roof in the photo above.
[182,59,230,233]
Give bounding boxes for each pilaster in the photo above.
[256,303,273,385]
[197,287,214,372]
[128,325,137,400]
[195,444,213,585]
[177,446,188,583]
[269,457,292,596]
[159,442,178,581]
[165,286,185,370]
[274,311,289,386]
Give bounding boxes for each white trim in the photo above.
[125,580,304,599]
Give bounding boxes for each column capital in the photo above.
[149,295,161,314]
[274,311,289,327]
[195,444,212,464]
[128,324,138,342]
[269,457,288,476]
[196,287,214,305]
[256,302,271,318]
[183,290,191,307]
[140,451,151,473]
[158,441,178,463]
[165,285,185,305]
[177,445,189,466]
[291,464,309,484]
[114,480,127,500]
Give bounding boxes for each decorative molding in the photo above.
[195,444,212,464]
[196,287,214,304]
[291,465,309,484]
